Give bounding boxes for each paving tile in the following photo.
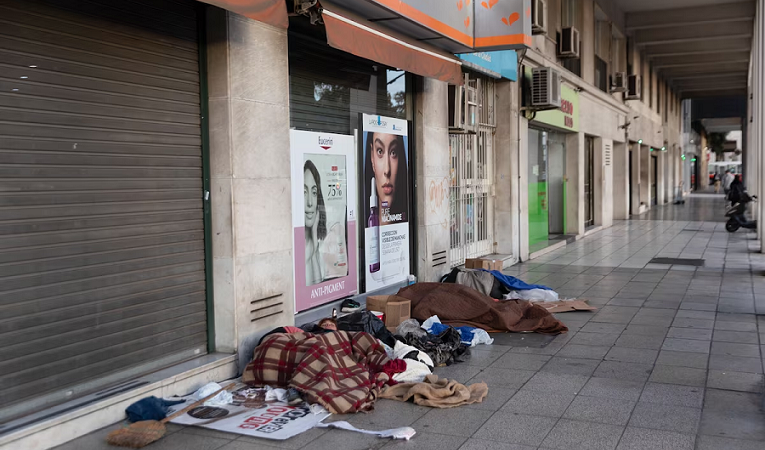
[594,361,653,382]
[671,317,715,329]
[696,436,765,450]
[703,389,765,414]
[381,432,466,450]
[341,399,430,429]
[639,383,704,408]
[489,353,551,371]
[129,433,234,450]
[708,354,763,374]
[563,395,636,425]
[615,427,695,450]
[465,347,510,367]
[621,325,669,337]
[457,438,536,450]
[580,323,627,334]
[630,315,675,326]
[706,370,764,393]
[674,310,716,320]
[556,344,611,360]
[648,365,707,387]
[568,332,620,347]
[466,368,535,390]
[614,334,665,350]
[473,412,557,447]
[661,338,710,354]
[666,327,713,341]
[433,364,483,383]
[462,384,516,412]
[712,330,760,344]
[710,341,762,358]
[715,321,758,332]
[605,347,659,365]
[522,372,590,394]
[627,402,701,435]
[579,377,645,401]
[699,409,765,441]
[501,390,576,417]
[307,428,382,450]
[655,350,709,369]
[679,302,718,312]
[412,408,494,437]
[540,419,624,450]
[541,357,600,376]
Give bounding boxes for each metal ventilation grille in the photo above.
[605,143,612,166]
[532,68,549,105]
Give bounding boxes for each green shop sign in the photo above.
[524,67,579,132]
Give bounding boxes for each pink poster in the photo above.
[291,130,358,312]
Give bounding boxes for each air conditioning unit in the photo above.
[532,0,547,35]
[448,74,478,133]
[559,27,580,58]
[531,67,562,110]
[625,74,641,100]
[610,72,627,93]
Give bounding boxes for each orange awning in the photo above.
[197,0,288,28]
[322,9,463,86]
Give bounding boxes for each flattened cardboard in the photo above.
[535,300,597,314]
[464,258,503,271]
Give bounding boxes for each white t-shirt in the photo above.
[723,173,735,189]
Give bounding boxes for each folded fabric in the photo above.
[392,359,433,384]
[125,396,185,423]
[455,270,495,296]
[395,318,427,339]
[193,382,234,407]
[243,331,402,414]
[484,270,552,291]
[505,288,559,303]
[380,374,488,408]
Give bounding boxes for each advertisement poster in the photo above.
[168,386,330,440]
[361,114,410,291]
[291,130,357,312]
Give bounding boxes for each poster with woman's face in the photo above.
[361,114,410,292]
[291,131,357,313]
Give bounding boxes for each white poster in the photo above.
[291,130,358,312]
[167,387,330,440]
[361,114,411,291]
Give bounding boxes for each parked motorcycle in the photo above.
[725,193,757,232]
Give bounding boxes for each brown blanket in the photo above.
[380,374,488,408]
[397,282,568,334]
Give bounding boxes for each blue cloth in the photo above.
[483,270,552,291]
[125,396,185,423]
[428,322,478,346]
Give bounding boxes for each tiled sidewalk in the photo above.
[56,200,765,450]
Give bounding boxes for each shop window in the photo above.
[288,30,410,135]
[449,75,496,267]
[595,56,608,92]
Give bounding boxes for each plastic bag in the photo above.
[505,288,560,303]
[193,382,233,407]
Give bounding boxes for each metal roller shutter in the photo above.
[0,0,207,421]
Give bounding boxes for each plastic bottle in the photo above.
[368,178,381,273]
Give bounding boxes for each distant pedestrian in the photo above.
[723,170,735,195]
[713,173,721,194]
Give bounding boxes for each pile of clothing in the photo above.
[442,267,560,302]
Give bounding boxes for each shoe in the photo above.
[341,298,361,313]
[286,388,302,406]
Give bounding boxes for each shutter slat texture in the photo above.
[0,0,206,421]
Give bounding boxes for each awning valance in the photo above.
[197,0,288,28]
[322,9,463,86]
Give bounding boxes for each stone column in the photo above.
[613,142,629,220]
[519,117,530,261]
[414,77,450,281]
[630,142,641,216]
[596,138,614,228]
[640,144,650,210]
[494,79,520,260]
[566,132,585,236]
[657,150,666,204]
[206,8,293,366]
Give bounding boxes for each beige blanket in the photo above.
[380,374,488,408]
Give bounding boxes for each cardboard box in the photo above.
[366,295,411,328]
[464,258,503,271]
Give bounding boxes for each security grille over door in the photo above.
[0,0,206,423]
[584,137,595,227]
[449,75,496,267]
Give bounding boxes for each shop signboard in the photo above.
[360,114,411,292]
[457,50,518,81]
[291,130,358,312]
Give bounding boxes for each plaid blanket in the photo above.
[242,331,396,414]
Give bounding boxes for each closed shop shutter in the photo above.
[0,0,207,421]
